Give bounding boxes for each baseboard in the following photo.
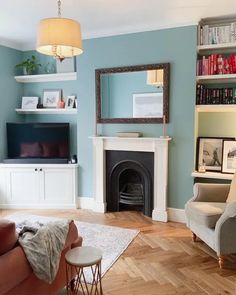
[0,204,76,209]
[77,197,186,223]
[167,208,186,223]
[76,197,95,210]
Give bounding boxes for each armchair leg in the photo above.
[218,255,224,269]
[192,232,197,242]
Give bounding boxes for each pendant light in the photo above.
[36,0,83,61]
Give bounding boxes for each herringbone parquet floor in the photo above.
[1,209,236,294]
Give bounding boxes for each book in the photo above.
[117,132,143,138]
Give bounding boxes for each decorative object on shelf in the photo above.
[222,140,236,174]
[43,89,61,108]
[146,69,163,88]
[196,137,235,172]
[37,103,44,109]
[44,62,56,74]
[21,97,39,109]
[57,98,65,109]
[56,57,75,73]
[133,92,163,118]
[15,55,41,75]
[65,95,75,108]
[36,0,83,61]
[198,163,206,173]
[117,132,142,138]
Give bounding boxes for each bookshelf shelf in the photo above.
[14,72,77,83]
[197,42,236,54]
[15,108,77,115]
[191,171,233,180]
[196,105,236,112]
[197,74,236,84]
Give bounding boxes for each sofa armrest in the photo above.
[0,246,32,295]
[215,202,236,255]
[191,183,230,202]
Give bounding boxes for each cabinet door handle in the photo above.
[35,168,38,171]
[39,168,42,172]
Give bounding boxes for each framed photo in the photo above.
[196,137,235,172]
[65,96,75,109]
[133,92,163,118]
[222,140,236,174]
[21,97,39,109]
[43,89,61,108]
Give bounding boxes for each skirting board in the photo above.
[77,197,186,223]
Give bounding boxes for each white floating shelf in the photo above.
[14,72,77,83]
[15,108,77,115]
[197,74,236,84]
[191,171,233,180]
[196,105,236,113]
[197,42,236,54]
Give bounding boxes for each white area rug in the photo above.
[6,214,139,283]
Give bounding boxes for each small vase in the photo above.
[57,99,65,109]
[23,67,33,75]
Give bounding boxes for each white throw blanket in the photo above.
[16,219,70,283]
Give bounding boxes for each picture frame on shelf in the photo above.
[222,140,236,174]
[65,96,75,109]
[43,89,61,108]
[196,137,235,172]
[21,97,39,109]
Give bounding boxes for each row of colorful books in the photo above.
[197,54,236,76]
[199,23,236,45]
[196,84,236,105]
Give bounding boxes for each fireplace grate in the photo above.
[119,183,144,205]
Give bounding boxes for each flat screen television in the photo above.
[6,123,70,163]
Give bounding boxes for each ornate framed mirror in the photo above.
[96,63,170,123]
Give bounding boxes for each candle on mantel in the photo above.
[163,115,166,137]
[160,115,169,138]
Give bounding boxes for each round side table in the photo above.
[65,246,103,295]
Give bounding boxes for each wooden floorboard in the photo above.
[1,208,236,294]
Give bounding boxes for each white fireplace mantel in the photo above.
[91,136,171,222]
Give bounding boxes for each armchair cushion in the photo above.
[226,173,236,202]
[185,202,226,228]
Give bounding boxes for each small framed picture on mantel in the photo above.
[43,89,61,108]
[21,97,39,109]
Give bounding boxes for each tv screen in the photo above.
[7,123,70,159]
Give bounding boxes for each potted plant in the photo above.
[15,55,41,75]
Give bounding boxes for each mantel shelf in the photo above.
[14,72,77,83]
[191,171,233,180]
[15,108,77,115]
[197,42,236,54]
[197,74,236,84]
[196,105,236,112]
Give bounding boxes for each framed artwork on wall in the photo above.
[222,140,236,174]
[196,137,235,172]
[43,89,61,108]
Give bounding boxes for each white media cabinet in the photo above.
[0,163,78,209]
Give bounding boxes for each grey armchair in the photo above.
[185,182,236,268]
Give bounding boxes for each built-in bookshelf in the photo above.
[193,16,236,180]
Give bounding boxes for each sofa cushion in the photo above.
[0,219,18,255]
[227,172,236,202]
[185,202,226,228]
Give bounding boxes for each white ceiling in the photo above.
[0,0,236,51]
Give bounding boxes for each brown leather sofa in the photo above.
[0,219,82,295]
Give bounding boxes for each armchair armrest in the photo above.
[215,202,236,255]
[191,183,230,203]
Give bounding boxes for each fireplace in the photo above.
[106,151,154,216]
[91,136,170,222]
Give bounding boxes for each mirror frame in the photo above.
[96,63,170,123]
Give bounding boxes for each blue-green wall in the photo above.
[22,25,197,209]
[0,46,23,160]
